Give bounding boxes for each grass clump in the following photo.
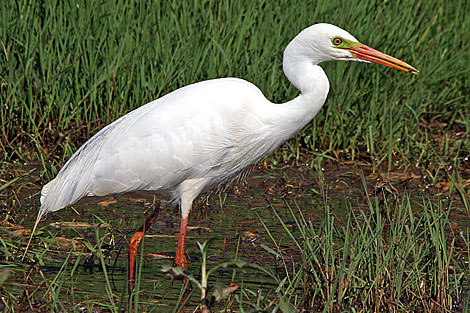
[264,193,469,312]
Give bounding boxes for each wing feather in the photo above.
[40,78,272,213]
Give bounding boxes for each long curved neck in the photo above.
[274,38,330,136]
[283,34,330,94]
[255,29,332,151]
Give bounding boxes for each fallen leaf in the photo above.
[144,234,174,238]
[49,221,96,229]
[435,181,451,191]
[12,228,31,236]
[147,252,173,260]
[54,236,85,250]
[98,199,117,206]
[187,226,212,232]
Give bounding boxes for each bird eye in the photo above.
[332,37,343,46]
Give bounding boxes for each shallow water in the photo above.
[2,161,469,311]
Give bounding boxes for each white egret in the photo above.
[27,23,417,290]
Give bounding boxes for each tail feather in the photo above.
[26,163,92,258]
[27,108,130,258]
[22,207,47,259]
[40,179,53,207]
[24,180,61,259]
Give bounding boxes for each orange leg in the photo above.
[128,204,161,292]
[175,216,189,268]
[175,216,191,313]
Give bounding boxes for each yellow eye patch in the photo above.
[331,36,362,49]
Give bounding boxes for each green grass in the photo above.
[1,0,469,179]
[1,0,469,312]
[267,195,470,312]
[263,190,469,312]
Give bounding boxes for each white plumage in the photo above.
[31,23,417,275]
[40,77,327,216]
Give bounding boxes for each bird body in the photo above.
[41,72,328,219]
[30,24,417,293]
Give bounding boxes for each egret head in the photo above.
[286,23,418,74]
